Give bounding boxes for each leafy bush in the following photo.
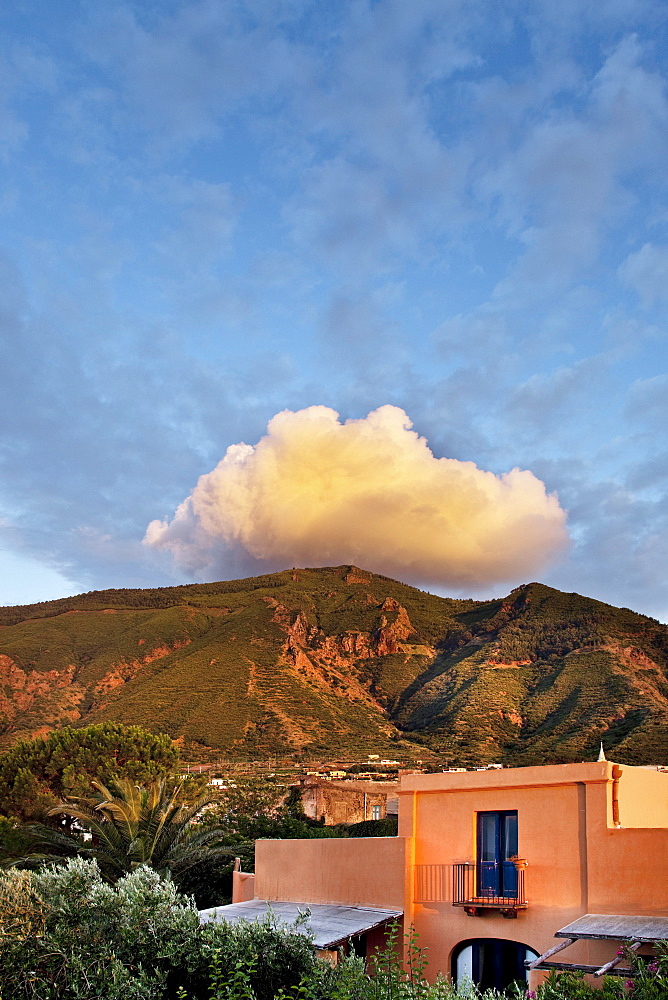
[0,858,202,999]
[346,817,398,837]
[208,912,318,1000]
[0,858,319,1000]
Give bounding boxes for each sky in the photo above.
[1,0,667,620]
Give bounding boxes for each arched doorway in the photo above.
[452,939,538,993]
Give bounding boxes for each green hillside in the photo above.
[0,568,666,765]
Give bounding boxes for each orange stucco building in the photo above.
[206,761,668,991]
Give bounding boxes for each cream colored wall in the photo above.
[588,827,668,914]
[255,836,406,909]
[614,766,668,828]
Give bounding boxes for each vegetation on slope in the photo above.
[395,582,668,764]
[0,569,666,765]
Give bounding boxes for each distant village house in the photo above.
[298,775,398,825]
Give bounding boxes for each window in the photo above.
[453,939,538,991]
[371,804,381,820]
[477,810,518,898]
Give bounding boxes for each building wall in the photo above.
[232,870,256,903]
[614,765,668,828]
[255,836,406,909]
[401,767,589,978]
[399,762,668,984]
[588,827,668,915]
[254,762,668,987]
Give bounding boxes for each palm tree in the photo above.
[7,778,237,887]
[53,777,236,883]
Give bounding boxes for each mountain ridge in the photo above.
[0,567,666,765]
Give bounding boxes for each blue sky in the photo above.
[1,0,667,620]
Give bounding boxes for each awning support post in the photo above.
[526,938,575,970]
[594,941,642,977]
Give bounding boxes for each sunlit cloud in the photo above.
[145,405,569,588]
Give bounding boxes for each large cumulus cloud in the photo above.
[145,405,569,588]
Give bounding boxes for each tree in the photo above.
[207,775,288,832]
[32,777,236,889]
[0,723,179,822]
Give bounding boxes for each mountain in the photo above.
[0,567,666,765]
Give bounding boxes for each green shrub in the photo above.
[0,858,318,1000]
[0,858,201,999]
[346,817,398,838]
[206,913,318,1000]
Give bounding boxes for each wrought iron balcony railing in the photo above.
[414,862,528,914]
[452,861,527,916]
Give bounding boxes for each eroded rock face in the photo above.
[278,602,417,666]
[90,641,191,711]
[0,656,77,722]
[322,632,372,657]
[278,609,377,705]
[266,592,418,662]
[268,600,420,708]
[374,604,415,655]
[498,709,523,727]
[0,640,192,740]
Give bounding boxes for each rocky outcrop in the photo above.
[373,602,415,655]
[0,656,77,723]
[278,610,378,705]
[277,601,418,670]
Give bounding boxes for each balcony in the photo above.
[452,862,527,918]
[414,862,527,917]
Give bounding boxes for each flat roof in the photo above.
[556,913,668,942]
[199,899,402,950]
[400,761,619,794]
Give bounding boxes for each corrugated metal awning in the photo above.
[555,914,668,942]
[199,899,403,949]
[528,913,668,978]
